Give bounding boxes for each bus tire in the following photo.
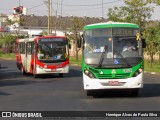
[86,90,93,96]
[59,73,63,78]
[132,88,139,96]
[21,66,26,75]
[33,67,38,78]
[129,88,139,96]
[33,74,38,78]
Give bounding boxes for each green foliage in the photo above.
[107,0,153,28]
[5,18,15,25]
[66,17,83,61]
[0,53,16,59]
[143,21,160,66]
[107,0,160,67]
[18,17,24,26]
[144,59,160,72]
[0,34,16,53]
[40,30,48,36]
[69,56,82,65]
[147,0,160,5]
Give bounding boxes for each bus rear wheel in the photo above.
[33,74,38,78]
[33,67,38,78]
[21,66,26,75]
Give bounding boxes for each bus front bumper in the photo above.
[83,72,143,90]
[36,65,69,74]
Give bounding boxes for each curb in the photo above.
[0,57,15,60]
[144,71,160,76]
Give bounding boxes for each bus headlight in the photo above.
[84,70,89,75]
[138,68,142,73]
[88,73,95,78]
[84,68,95,79]
[133,68,143,77]
[37,65,43,69]
[44,65,47,68]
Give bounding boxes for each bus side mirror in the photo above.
[77,34,83,48]
[142,39,146,48]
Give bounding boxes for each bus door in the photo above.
[25,42,33,73]
[20,42,27,71]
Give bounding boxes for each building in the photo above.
[0,13,9,32]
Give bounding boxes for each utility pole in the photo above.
[102,0,104,19]
[54,0,58,35]
[48,0,52,34]
[18,0,20,6]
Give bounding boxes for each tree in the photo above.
[143,21,159,67]
[155,22,160,64]
[0,34,16,53]
[5,18,15,25]
[40,30,48,36]
[107,0,153,29]
[66,17,83,61]
[107,0,159,67]
[147,0,160,5]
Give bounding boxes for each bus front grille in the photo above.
[96,73,130,79]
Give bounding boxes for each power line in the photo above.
[54,0,122,7]
[28,3,45,10]
[64,6,102,12]
[42,0,56,14]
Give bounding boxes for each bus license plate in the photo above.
[51,69,56,72]
[108,81,119,86]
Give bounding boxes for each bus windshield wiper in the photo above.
[98,45,108,68]
[113,48,131,68]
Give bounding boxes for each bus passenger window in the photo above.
[19,43,24,54]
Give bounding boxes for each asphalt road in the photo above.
[0,58,160,112]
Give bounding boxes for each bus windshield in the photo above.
[84,28,142,68]
[38,38,68,62]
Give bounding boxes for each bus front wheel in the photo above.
[86,90,93,96]
[129,88,139,96]
[59,73,63,78]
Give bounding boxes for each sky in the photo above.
[0,0,159,20]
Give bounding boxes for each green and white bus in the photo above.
[78,21,146,96]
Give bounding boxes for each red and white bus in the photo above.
[16,36,70,78]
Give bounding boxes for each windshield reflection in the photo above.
[38,38,68,62]
[84,28,142,68]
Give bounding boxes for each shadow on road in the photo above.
[85,83,160,98]
[88,89,139,98]
[0,70,22,80]
[65,68,82,78]
[0,91,12,96]
[0,66,8,69]
[0,79,36,87]
[140,83,160,97]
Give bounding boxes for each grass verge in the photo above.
[0,53,16,59]
[69,56,82,66]
[144,60,160,73]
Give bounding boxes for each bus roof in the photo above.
[17,36,67,43]
[38,35,67,39]
[17,38,35,42]
[83,21,139,30]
